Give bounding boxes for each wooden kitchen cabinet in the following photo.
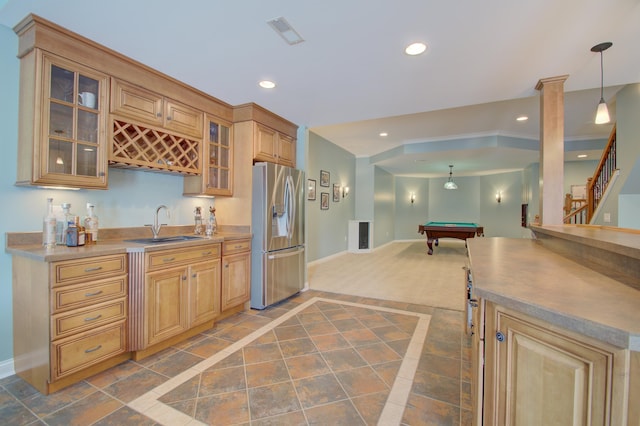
[111,79,203,139]
[479,301,628,425]
[133,243,221,355]
[234,103,298,168]
[221,239,251,312]
[12,253,128,394]
[15,51,109,189]
[183,115,233,196]
[253,122,296,167]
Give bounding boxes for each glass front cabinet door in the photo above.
[18,53,109,189]
[183,115,233,196]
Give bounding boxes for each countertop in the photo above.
[467,236,640,350]
[6,225,252,262]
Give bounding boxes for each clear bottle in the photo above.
[77,216,86,247]
[43,198,57,249]
[84,203,99,244]
[194,206,203,235]
[209,206,217,235]
[56,203,74,246]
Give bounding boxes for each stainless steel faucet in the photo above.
[146,205,170,238]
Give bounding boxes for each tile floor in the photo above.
[0,290,472,425]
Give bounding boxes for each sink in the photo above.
[125,235,205,244]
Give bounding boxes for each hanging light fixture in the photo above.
[444,165,458,190]
[591,41,612,124]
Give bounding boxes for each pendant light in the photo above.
[444,165,458,190]
[591,42,612,124]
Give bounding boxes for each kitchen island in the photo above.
[467,225,640,425]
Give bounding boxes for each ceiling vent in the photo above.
[267,17,305,45]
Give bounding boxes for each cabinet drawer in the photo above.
[51,320,127,380]
[52,276,127,313]
[52,298,127,340]
[147,244,220,271]
[53,255,127,287]
[223,239,251,255]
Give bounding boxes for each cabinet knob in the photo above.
[496,331,505,342]
[182,275,187,280]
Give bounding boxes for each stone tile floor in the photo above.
[0,290,472,425]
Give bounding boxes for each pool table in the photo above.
[418,222,484,255]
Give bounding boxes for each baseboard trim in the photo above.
[0,358,15,379]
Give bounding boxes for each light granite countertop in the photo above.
[6,225,252,262]
[467,236,640,350]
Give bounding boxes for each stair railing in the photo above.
[586,124,617,222]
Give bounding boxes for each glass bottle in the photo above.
[56,203,72,245]
[84,203,99,244]
[43,198,57,249]
[194,206,203,235]
[77,216,86,246]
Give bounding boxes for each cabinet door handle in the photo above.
[224,263,229,268]
[167,116,172,121]
[496,331,505,342]
[84,314,102,322]
[85,290,103,297]
[183,276,187,280]
[156,112,162,118]
[163,257,175,262]
[85,345,102,353]
[84,266,103,272]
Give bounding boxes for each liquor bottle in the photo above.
[84,203,99,244]
[56,203,74,245]
[43,198,57,249]
[77,216,86,246]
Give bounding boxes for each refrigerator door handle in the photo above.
[285,175,295,240]
[267,246,304,260]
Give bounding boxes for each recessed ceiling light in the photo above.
[259,80,276,89]
[516,115,528,121]
[379,132,388,137]
[405,42,427,56]
[578,154,588,158]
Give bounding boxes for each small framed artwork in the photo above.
[307,179,316,201]
[333,183,340,202]
[320,170,330,187]
[320,192,329,210]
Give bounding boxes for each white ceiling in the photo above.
[1,0,638,177]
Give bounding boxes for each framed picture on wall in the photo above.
[320,170,330,187]
[320,192,329,210]
[307,179,316,201]
[333,184,340,202]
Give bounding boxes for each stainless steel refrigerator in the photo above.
[251,162,305,309]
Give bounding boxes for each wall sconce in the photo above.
[410,192,416,204]
[342,186,349,198]
[496,191,502,203]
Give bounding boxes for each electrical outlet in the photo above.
[604,213,611,223]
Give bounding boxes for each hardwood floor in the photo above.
[0,242,472,425]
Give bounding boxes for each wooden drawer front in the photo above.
[111,79,163,126]
[53,255,127,286]
[52,276,127,313]
[147,245,220,271]
[223,239,251,255]
[52,320,127,380]
[52,298,127,340]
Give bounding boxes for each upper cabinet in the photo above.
[183,115,233,197]
[16,51,109,189]
[111,79,203,139]
[234,103,298,168]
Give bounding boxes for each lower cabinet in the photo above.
[140,243,221,350]
[12,253,129,394]
[221,239,251,312]
[477,301,632,425]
